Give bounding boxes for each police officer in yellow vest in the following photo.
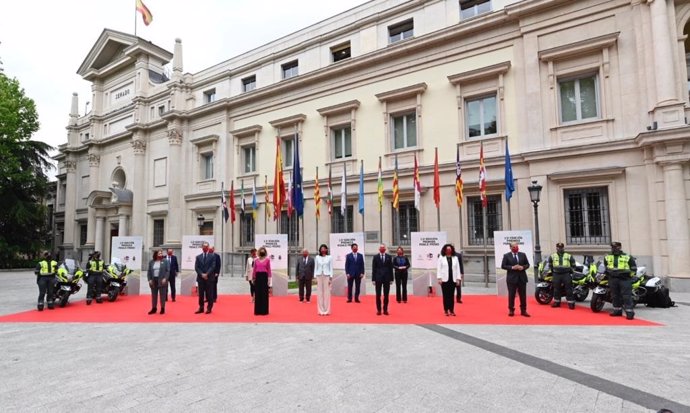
[87,251,105,305]
[605,241,637,320]
[547,242,576,309]
[34,251,57,311]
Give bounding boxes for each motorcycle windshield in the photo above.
[64,259,77,274]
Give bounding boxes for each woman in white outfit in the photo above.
[314,244,333,315]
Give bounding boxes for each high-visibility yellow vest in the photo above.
[89,260,104,272]
[39,260,57,276]
[605,254,632,275]
[550,253,573,271]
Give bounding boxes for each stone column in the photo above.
[85,154,100,248]
[131,138,147,242]
[167,128,183,245]
[118,214,129,237]
[649,0,676,104]
[663,162,690,280]
[95,214,106,254]
[63,160,78,256]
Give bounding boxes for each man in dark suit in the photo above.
[452,245,465,303]
[165,248,179,302]
[295,248,315,302]
[371,244,394,315]
[209,246,221,303]
[194,242,215,314]
[500,242,531,317]
[345,243,365,303]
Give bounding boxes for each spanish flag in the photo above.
[136,0,153,26]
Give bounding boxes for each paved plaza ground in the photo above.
[0,270,688,412]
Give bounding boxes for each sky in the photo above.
[0,0,370,174]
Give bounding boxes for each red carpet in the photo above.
[0,295,660,325]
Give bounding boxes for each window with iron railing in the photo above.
[468,195,502,245]
[564,187,610,245]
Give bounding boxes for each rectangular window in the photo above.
[282,138,294,168]
[242,75,256,93]
[200,221,214,236]
[391,112,417,149]
[240,213,255,247]
[332,126,352,160]
[158,105,165,116]
[80,224,88,246]
[203,88,216,104]
[282,60,299,79]
[392,202,419,246]
[564,187,611,245]
[331,42,351,63]
[201,152,214,180]
[331,205,354,233]
[468,195,502,245]
[153,219,165,247]
[243,145,256,174]
[280,211,300,246]
[466,95,497,138]
[460,0,492,19]
[559,74,599,123]
[388,19,414,44]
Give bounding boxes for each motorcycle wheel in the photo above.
[534,287,553,305]
[590,294,605,312]
[574,287,589,302]
[108,289,118,302]
[59,293,70,308]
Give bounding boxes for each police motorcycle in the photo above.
[51,259,86,308]
[590,260,662,312]
[103,258,131,302]
[534,256,596,305]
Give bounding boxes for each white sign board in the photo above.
[329,232,365,270]
[411,232,447,269]
[255,234,288,270]
[493,230,534,268]
[110,236,143,270]
[181,235,214,271]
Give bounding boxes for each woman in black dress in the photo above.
[393,246,411,303]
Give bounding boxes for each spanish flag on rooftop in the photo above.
[136,0,153,26]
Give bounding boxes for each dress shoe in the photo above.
[383,311,389,315]
[376,311,382,315]
[568,302,575,310]
[148,308,157,315]
[37,304,44,311]
[172,298,176,302]
[508,310,515,317]
[205,309,212,314]
[626,312,635,320]
[403,300,407,303]
[346,300,352,303]
[306,299,310,303]
[456,299,462,304]
[355,299,361,303]
[449,312,456,316]
[551,301,561,308]
[397,300,401,303]
[195,308,204,314]
[96,298,103,304]
[521,312,531,317]
[160,308,165,315]
[445,311,449,316]
[47,304,55,310]
[86,299,92,305]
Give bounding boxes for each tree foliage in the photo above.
[0,72,54,267]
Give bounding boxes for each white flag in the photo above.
[340,169,346,216]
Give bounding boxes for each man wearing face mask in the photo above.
[345,243,365,303]
[295,249,315,302]
[165,249,179,302]
[500,242,530,317]
[605,241,637,320]
[371,244,394,315]
[194,242,215,314]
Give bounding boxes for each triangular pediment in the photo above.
[77,28,172,81]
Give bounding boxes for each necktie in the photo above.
[514,254,518,262]
[381,254,384,262]
[305,258,308,265]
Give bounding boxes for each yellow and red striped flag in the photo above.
[327,166,333,215]
[377,157,384,212]
[392,155,399,210]
[136,0,153,26]
[314,167,321,219]
[479,141,487,208]
[455,145,464,207]
[264,175,272,221]
[273,137,286,219]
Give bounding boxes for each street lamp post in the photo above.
[197,214,205,234]
[527,180,543,283]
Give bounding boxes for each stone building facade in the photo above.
[54,0,690,289]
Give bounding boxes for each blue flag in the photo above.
[358,161,364,215]
[292,133,304,217]
[505,140,515,201]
